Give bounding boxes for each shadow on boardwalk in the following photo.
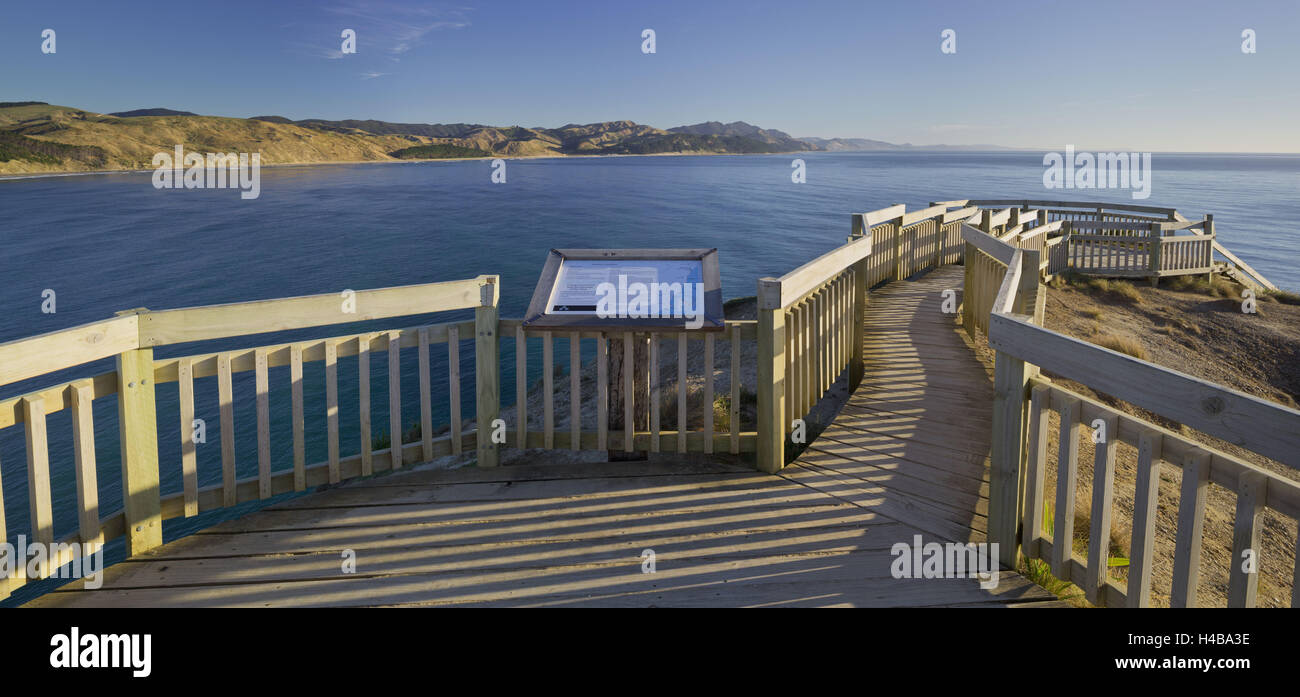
[28,266,1061,608]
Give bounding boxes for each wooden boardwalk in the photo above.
[780,266,997,544]
[27,266,1061,608]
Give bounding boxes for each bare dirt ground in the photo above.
[969,273,1300,607]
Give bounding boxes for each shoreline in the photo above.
[0,149,816,182]
[6,148,1297,182]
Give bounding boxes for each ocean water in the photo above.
[2,151,1298,603]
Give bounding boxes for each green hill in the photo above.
[389,143,492,159]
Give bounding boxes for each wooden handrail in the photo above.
[1065,220,1162,232]
[968,199,1179,216]
[1017,220,1064,240]
[961,224,1017,264]
[0,315,139,388]
[942,205,979,223]
[990,313,1300,470]
[757,234,871,310]
[980,228,1300,604]
[899,203,947,226]
[993,249,1024,314]
[139,276,493,347]
[858,203,906,227]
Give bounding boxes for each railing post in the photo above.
[891,207,906,281]
[1203,214,1215,284]
[756,278,785,473]
[961,241,974,338]
[115,310,162,557]
[851,267,868,392]
[988,252,1037,570]
[929,214,944,271]
[1148,222,1163,287]
[1062,220,1073,272]
[849,215,868,390]
[474,276,500,468]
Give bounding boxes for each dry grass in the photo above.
[1166,273,1241,299]
[1265,288,1300,306]
[1106,281,1145,304]
[1093,333,1147,359]
[1,103,442,174]
[1064,272,1144,305]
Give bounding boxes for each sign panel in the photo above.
[546,259,703,316]
[523,249,723,332]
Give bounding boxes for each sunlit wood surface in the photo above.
[29,266,1061,608]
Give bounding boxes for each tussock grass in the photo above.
[1106,281,1144,304]
[1021,558,1086,606]
[1020,504,1089,606]
[1264,288,1300,306]
[1094,333,1147,360]
[1065,272,1144,305]
[1167,273,1241,299]
[712,387,757,433]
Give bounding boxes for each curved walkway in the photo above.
[778,265,997,545]
[28,266,1061,607]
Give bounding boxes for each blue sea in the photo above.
[2,151,1298,604]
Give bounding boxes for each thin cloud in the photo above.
[360,71,390,79]
[324,2,471,56]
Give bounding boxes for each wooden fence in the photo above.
[751,200,978,473]
[0,276,498,600]
[962,201,1276,289]
[506,322,757,455]
[963,223,1300,607]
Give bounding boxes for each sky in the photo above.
[2,0,1298,152]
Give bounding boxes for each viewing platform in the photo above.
[3,199,1297,608]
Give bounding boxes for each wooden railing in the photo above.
[0,276,498,601]
[752,200,976,473]
[755,229,868,473]
[855,203,973,287]
[505,322,757,455]
[964,224,1300,606]
[961,201,1279,290]
[967,199,1181,225]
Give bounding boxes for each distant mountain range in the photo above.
[0,101,1017,175]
